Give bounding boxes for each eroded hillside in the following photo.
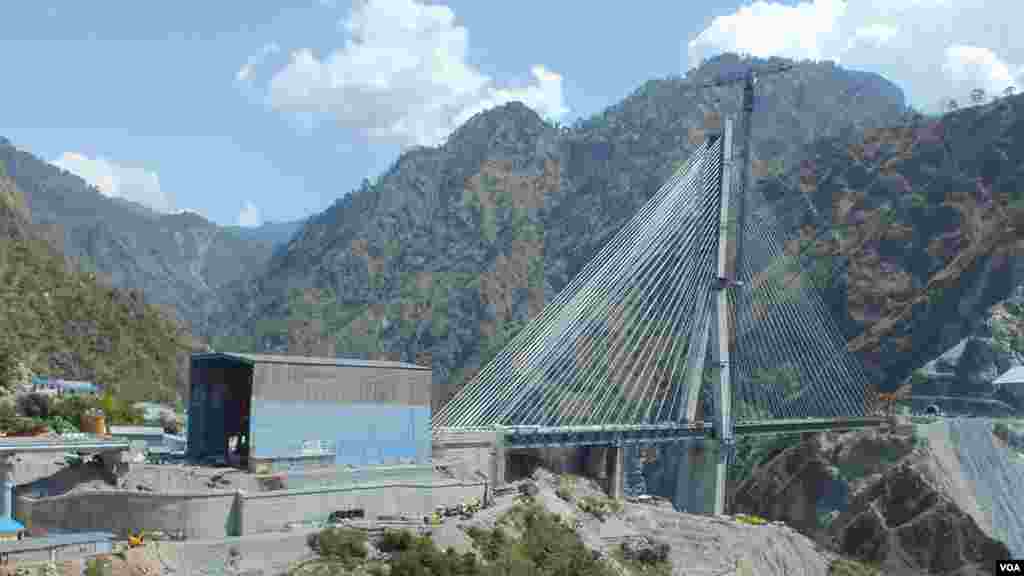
[764,93,1024,389]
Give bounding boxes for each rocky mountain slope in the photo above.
[764,91,1024,390]
[730,422,1016,575]
[212,54,911,406]
[0,138,276,338]
[0,168,194,401]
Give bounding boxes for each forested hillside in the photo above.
[0,167,196,402]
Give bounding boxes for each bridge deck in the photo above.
[434,417,887,449]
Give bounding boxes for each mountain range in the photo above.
[209,54,924,408]
[0,137,303,340]
[4,53,1024,411]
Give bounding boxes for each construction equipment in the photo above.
[128,531,145,548]
[328,508,366,523]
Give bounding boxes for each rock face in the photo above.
[732,430,916,535]
[731,427,1013,575]
[765,91,1024,390]
[831,462,1009,575]
[212,54,911,405]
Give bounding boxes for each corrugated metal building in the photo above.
[187,353,432,473]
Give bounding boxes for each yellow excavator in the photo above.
[128,531,145,548]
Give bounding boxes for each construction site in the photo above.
[0,352,502,570]
[0,344,715,574]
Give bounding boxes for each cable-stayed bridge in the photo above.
[432,118,885,514]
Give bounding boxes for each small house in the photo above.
[30,378,98,396]
[187,352,432,473]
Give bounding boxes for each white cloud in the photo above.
[52,152,173,213]
[687,0,1024,112]
[264,0,569,147]
[175,208,206,218]
[943,45,1021,101]
[237,201,262,228]
[236,42,281,84]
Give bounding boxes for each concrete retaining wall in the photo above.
[240,481,488,534]
[432,430,498,480]
[16,480,487,539]
[15,491,237,539]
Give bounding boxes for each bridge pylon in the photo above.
[675,117,737,516]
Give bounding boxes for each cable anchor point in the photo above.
[712,277,744,291]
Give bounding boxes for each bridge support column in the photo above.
[673,439,725,515]
[583,447,605,478]
[490,432,506,489]
[713,441,728,515]
[606,445,625,500]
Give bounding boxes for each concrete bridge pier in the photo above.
[673,439,727,515]
[498,443,626,500]
[581,445,624,500]
[607,446,624,500]
[490,432,507,490]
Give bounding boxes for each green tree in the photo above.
[0,344,18,392]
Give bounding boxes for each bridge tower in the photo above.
[673,62,790,515]
[673,117,737,516]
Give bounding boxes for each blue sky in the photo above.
[2,1,1021,228]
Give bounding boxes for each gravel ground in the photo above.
[151,530,320,576]
[920,418,1024,556]
[424,469,835,576]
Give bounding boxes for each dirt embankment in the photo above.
[425,469,838,576]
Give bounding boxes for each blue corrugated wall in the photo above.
[249,401,431,466]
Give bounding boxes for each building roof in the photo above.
[0,435,129,455]
[994,366,1024,385]
[0,532,114,554]
[192,352,429,371]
